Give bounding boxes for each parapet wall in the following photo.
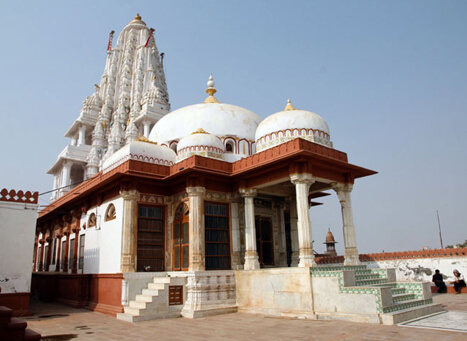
[316,248,467,283]
[0,188,38,204]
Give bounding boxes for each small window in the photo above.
[225,141,234,153]
[88,213,96,228]
[78,235,85,270]
[105,204,116,221]
[170,142,178,153]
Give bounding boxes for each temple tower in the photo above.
[324,228,337,257]
[48,15,170,200]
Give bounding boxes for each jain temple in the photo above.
[32,15,444,324]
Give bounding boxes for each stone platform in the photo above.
[22,294,466,340]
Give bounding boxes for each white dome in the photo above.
[149,102,262,145]
[255,100,332,152]
[102,139,176,173]
[176,129,225,162]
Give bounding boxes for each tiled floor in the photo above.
[23,294,467,341]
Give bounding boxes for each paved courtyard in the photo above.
[24,294,467,341]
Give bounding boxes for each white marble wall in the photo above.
[365,257,467,283]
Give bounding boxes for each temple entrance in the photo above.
[137,205,165,272]
[255,216,274,266]
[173,203,189,271]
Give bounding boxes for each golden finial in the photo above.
[191,128,209,135]
[204,74,220,103]
[130,13,146,25]
[136,134,158,145]
[285,99,295,111]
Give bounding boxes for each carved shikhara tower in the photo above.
[48,15,170,200]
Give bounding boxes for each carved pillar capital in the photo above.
[331,182,353,202]
[290,173,315,186]
[239,188,257,198]
[120,189,140,201]
[186,186,206,197]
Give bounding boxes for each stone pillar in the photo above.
[290,173,316,267]
[276,202,288,267]
[45,236,53,271]
[38,239,45,272]
[120,189,140,273]
[33,232,39,272]
[52,175,59,200]
[78,125,87,146]
[71,226,80,274]
[55,234,62,272]
[143,121,151,138]
[289,197,300,267]
[332,182,360,265]
[60,161,72,195]
[239,188,260,270]
[187,187,206,271]
[63,231,70,272]
[230,200,243,269]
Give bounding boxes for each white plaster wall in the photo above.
[82,197,124,274]
[0,201,38,293]
[365,257,467,283]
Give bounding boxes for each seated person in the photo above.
[450,269,466,294]
[432,269,446,293]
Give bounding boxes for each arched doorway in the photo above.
[173,203,189,271]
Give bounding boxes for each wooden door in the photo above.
[173,203,189,271]
[137,205,165,272]
[255,217,274,266]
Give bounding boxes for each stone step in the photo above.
[373,282,398,288]
[380,303,443,325]
[142,289,160,296]
[7,317,27,330]
[391,287,407,295]
[130,300,148,309]
[148,283,166,290]
[153,277,172,284]
[24,328,42,341]
[383,298,434,314]
[392,293,416,302]
[124,306,144,315]
[355,278,388,286]
[355,273,383,280]
[135,294,154,303]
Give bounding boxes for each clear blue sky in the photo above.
[0,1,465,254]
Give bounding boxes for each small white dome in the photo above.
[150,102,261,145]
[255,100,332,152]
[176,129,225,162]
[102,139,175,172]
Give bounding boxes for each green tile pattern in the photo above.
[311,265,433,315]
[382,299,433,313]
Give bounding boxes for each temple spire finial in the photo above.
[129,13,146,25]
[204,74,219,103]
[285,99,295,111]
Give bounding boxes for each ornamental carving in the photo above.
[139,193,164,204]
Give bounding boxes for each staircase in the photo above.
[312,265,443,325]
[0,306,41,341]
[117,276,185,323]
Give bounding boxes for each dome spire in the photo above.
[129,13,146,25]
[204,74,220,103]
[285,99,295,111]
